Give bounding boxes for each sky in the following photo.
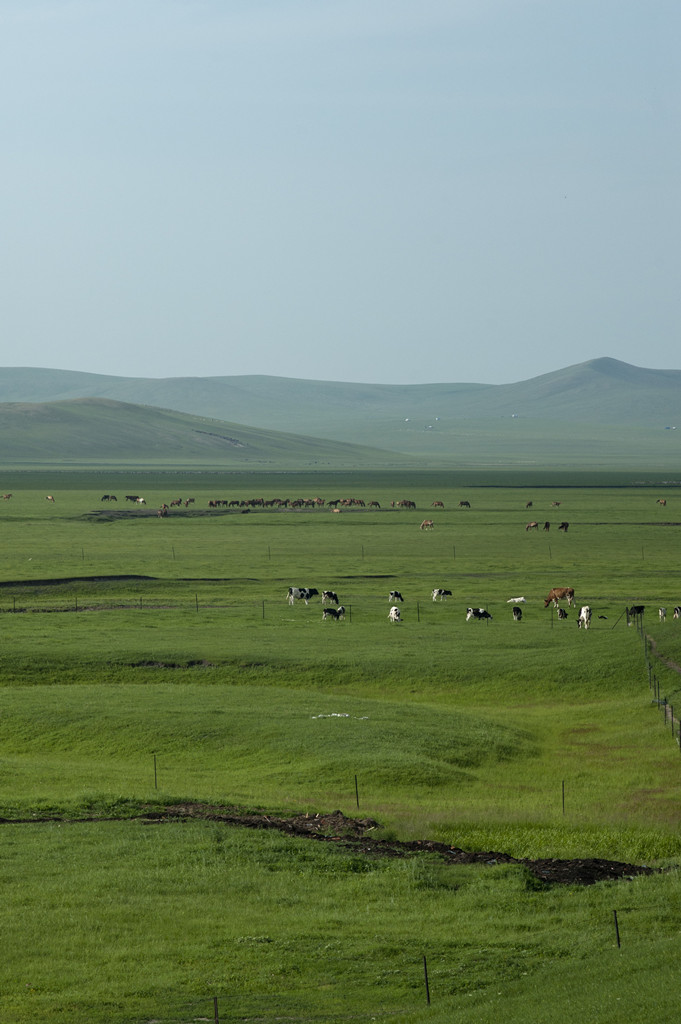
[1,0,679,385]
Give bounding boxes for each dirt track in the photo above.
[134,805,656,886]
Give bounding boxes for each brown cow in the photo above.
[526,521,539,531]
[544,587,575,608]
[420,519,434,530]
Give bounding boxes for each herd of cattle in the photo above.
[286,583,681,630]
[284,584,661,630]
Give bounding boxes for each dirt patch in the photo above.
[136,805,655,886]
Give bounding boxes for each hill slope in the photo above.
[0,359,679,441]
[0,398,406,468]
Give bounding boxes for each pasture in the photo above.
[2,472,681,1023]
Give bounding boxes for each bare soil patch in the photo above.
[137,805,654,886]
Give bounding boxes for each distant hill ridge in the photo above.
[0,359,678,469]
[0,359,679,438]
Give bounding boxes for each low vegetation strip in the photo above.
[0,805,654,886]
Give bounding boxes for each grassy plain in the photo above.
[1,472,681,1023]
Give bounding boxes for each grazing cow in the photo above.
[322,591,339,605]
[558,522,569,532]
[287,587,319,605]
[557,608,569,620]
[170,499,182,507]
[458,500,471,508]
[551,501,561,507]
[45,495,55,502]
[544,587,575,608]
[627,605,645,625]
[157,507,168,518]
[526,521,539,531]
[389,591,404,602]
[525,501,533,509]
[512,607,522,621]
[507,596,526,604]
[2,493,12,500]
[432,588,452,602]
[420,519,434,530]
[369,501,381,508]
[388,606,401,622]
[466,607,492,621]
[657,498,667,506]
[431,501,445,508]
[578,605,592,629]
[543,521,550,531]
[323,606,345,621]
[659,607,667,622]
[100,494,117,502]
[673,607,681,619]
[135,497,146,505]
[125,495,140,502]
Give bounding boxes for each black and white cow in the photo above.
[287,587,319,605]
[432,588,452,602]
[466,607,492,621]
[659,607,667,622]
[557,608,569,620]
[389,591,404,602]
[512,607,522,621]
[674,607,681,619]
[322,591,340,605]
[388,606,401,622]
[577,605,592,629]
[323,606,345,620]
[627,605,645,625]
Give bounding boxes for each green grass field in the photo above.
[2,472,681,1023]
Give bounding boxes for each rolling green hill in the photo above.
[0,359,679,469]
[0,398,407,469]
[1,358,679,435]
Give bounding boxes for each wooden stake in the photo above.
[423,955,431,1005]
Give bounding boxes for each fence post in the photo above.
[423,955,431,1005]
[214,995,219,1023]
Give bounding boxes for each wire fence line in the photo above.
[637,612,681,753]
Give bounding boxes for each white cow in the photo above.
[287,587,319,605]
[388,606,401,623]
[578,605,592,629]
[507,596,526,604]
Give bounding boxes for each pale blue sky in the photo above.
[1,0,679,384]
